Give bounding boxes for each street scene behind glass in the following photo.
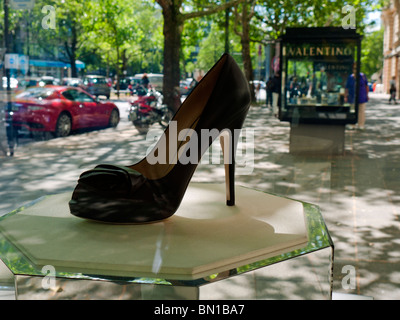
[1,0,399,301]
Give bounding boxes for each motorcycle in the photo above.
[128,86,174,134]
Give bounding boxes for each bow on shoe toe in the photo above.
[69,164,176,224]
[77,164,146,197]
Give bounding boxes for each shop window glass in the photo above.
[281,41,360,124]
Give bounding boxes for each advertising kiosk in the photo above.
[279,27,362,154]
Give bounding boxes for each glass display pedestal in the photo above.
[0,183,333,300]
[290,124,345,155]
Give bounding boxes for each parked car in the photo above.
[133,73,163,92]
[180,78,198,96]
[39,76,60,86]
[113,78,131,91]
[9,86,119,137]
[62,77,83,87]
[179,79,191,96]
[368,82,374,92]
[250,80,266,90]
[126,76,142,87]
[2,76,19,89]
[17,77,41,89]
[82,75,111,99]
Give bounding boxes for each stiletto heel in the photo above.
[69,53,251,224]
[220,130,236,206]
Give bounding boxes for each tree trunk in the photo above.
[65,42,77,78]
[122,49,128,76]
[116,44,120,98]
[157,0,245,111]
[65,22,78,78]
[240,3,255,101]
[70,58,77,78]
[162,6,183,112]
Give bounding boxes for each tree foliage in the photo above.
[155,0,245,110]
[361,28,384,79]
[0,0,381,98]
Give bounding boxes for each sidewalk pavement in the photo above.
[0,92,399,299]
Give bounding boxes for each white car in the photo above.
[2,76,18,89]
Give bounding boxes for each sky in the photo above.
[366,10,382,32]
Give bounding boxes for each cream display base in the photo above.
[0,183,308,280]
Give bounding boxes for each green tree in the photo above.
[233,0,257,101]
[130,3,163,80]
[81,1,163,81]
[22,0,90,77]
[253,0,371,41]
[361,28,384,79]
[56,0,88,77]
[196,22,227,70]
[155,0,244,111]
[0,1,28,55]
[85,0,137,94]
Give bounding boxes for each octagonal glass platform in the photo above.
[0,183,333,300]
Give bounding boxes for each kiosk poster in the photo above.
[283,43,356,108]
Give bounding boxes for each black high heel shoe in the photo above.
[69,54,251,223]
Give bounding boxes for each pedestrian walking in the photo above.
[266,76,273,108]
[345,64,369,129]
[255,82,261,102]
[141,73,150,89]
[271,72,281,117]
[389,76,396,104]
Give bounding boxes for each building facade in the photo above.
[382,0,400,95]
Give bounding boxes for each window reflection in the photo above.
[62,89,95,102]
[281,41,360,123]
[286,60,351,107]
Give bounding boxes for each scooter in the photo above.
[128,86,174,134]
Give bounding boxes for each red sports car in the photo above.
[9,86,119,137]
